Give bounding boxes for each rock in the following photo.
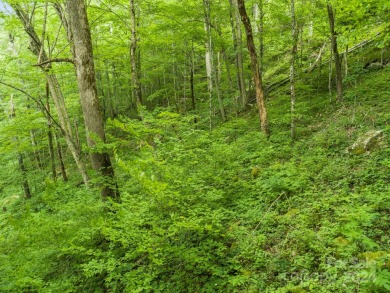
[366,62,383,71]
[346,130,384,155]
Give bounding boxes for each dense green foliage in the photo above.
[1,57,389,292]
[0,0,389,292]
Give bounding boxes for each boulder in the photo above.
[366,62,383,71]
[346,130,384,155]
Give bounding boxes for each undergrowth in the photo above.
[0,60,389,292]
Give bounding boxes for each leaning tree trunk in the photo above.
[65,0,118,199]
[11,3,89,185]
[327,3,342,102]
[237,0,269,136]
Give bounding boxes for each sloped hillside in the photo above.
[1,46,389,292]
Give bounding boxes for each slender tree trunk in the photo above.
[55,132,68,181]
[327,3,342,102]
[290,0,298,139]
[45,81,57,181]
[229,0,247,106]
[12,4,89,185]
[46,74,89,184]
[130,0,142,106]
[190,41,197,124]
[104,61,114,118]
[47,126,56,181]
[66,0,118,199]
[203,0,214,130]
[46,90,57,181]
[18,153,32,199]
[237,0,269,136]
[216,52,226,122]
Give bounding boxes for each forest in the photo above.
[0,0,389,292]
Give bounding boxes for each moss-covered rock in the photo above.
[346,130,384,154]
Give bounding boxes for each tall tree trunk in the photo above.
[290,0,298,139]
[327,3,342,102]
[65,0,118,199]
[12,4,89,185]
[237,0,269,136]
[130,0,142,106]
[203,0,214,130]
[229,0,247,107]
[46,73,89,184]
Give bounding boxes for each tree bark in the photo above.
[327,3,343,102]
[237,0,269,136]
[65,0,118,199]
